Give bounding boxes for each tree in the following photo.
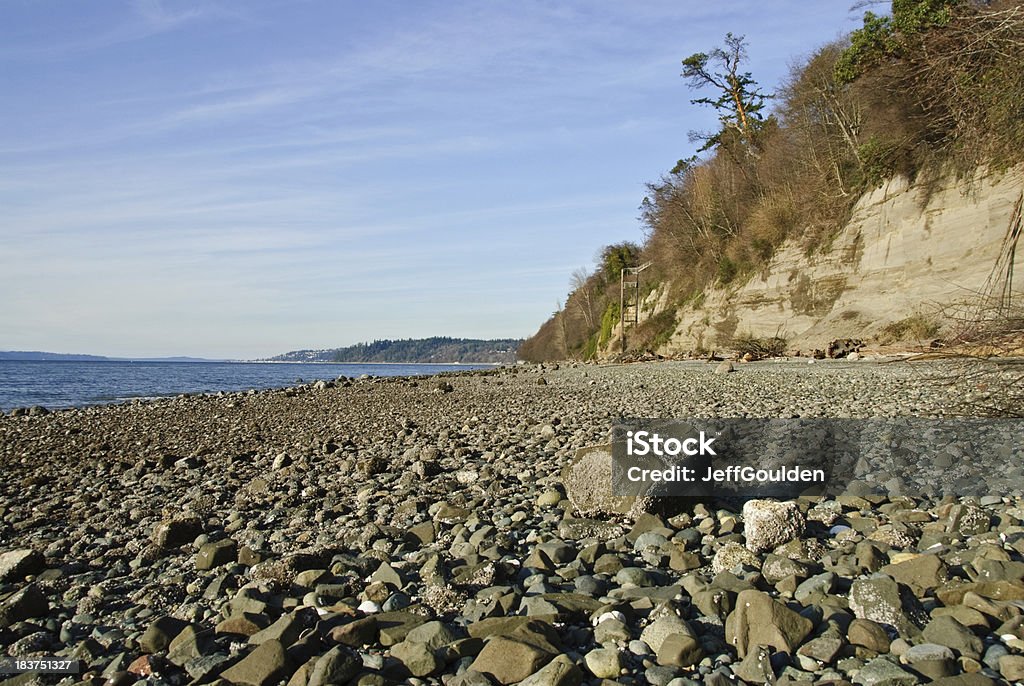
[600,242,640,280]
[835,0,965,83]
[681,33,771,152]
[569,268,600,330]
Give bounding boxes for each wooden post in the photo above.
[620,268,626,353]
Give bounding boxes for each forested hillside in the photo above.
[519,0,1024,362]
[270,337,522,364]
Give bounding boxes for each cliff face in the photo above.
[642,165,1024,354]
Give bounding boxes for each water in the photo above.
[0,360,494,412]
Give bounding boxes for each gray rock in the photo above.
[562,445,649,518]
[469,636,555,685]
[583,648,621,679]
[151,516,203,548]
[999,654,1024,681]
[904,643,955,662]
[537,489,563,507]
[219,639,291,686]
[390,640,442,677]
[852,657,918,686]
[371,561,404,587]
[645,665,683,686]
[904,643,956,680]
[195,539,237,571]
[249,608,319,648]
[656,634,704,668]
[0,549,44,583]
[921,616,983,660]
[733,645,774,683]
[447,670,494,686]
[614,567,653,587]
[948,504,991,536]
[847,618,891,654]
[629,639,652,655]
[166,625,209,665]
[185,653,231,681]
[797,636,843,664]
[762,554,813,584]
[725,589,813,658]
[711,542,760,574]
[880,554,947,595]
[743,499,805,553]
[982,643,1008,670]
[849,576,923,635]
[519,654,583,686]
[0,584,48,628]
[404,620,459,650]
[329,616,379,647]
[594,618,630,645]
[640,615,698,654]
[794,572,835,602]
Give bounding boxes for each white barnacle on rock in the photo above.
[593,610,626,626]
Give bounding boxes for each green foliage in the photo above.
[598,301,621,347]
[834,12,895,83]
[836,1,963,83]
[716,255,738,285]
[857,136,901,188]
[681,33,771,152]
[600,242,640,280]
[669,155,699,176]
[648,310,679,350]
[316,337,522,364]
[891,0,959,34]
[580,332,599,361]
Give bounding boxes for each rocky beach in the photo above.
[2,359,1024,686]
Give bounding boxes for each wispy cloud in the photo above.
[0,0,215,62]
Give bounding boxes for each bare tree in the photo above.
[569,268,599,330]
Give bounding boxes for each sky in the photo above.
[0,1,862,359]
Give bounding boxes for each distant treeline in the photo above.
[271,337,523,364]
[0,351,110,361]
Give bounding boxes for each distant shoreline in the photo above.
[0,357,505,365]
[247,360,503,365]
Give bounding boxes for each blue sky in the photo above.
[0,1,860,358]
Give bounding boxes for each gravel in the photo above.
[1,358,1023,686]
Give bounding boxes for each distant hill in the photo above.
[0,351,110,361]
[0,351,224,362]
[269,337,523,364]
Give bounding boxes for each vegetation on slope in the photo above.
[519,0,1024,363]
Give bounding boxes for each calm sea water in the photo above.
[0,360,493,412]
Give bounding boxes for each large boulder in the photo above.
[562,445,648,518]
[743,500,805,553]
[218,640,291,686]
[0,584,48,628]
[0,549,44,583]
[849,576,926,637]
[725,589,813,657]
[151,516,203,548]
[470,637,555,684]
[468,620,562,685]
